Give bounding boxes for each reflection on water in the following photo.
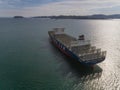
[48,19,120,90]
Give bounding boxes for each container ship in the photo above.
[48,28,106,66]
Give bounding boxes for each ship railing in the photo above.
[89,47,96,53]
[80,46,96,54]
[71,44,91,51]
[79,51,106,61]
[90,46,96,50]
[86,46,96,52]
[77,46,96,56]
[70,40,90,47]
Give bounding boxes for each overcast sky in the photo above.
[0,0,120,17]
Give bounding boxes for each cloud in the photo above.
[0,0,120,17]
[0,0,63,8]
[22,0,120,16]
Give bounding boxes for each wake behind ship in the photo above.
[48,28,106,66]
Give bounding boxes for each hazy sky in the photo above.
[0,0,120,17]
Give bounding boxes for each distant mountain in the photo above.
[32,14,120,19]
[109,14,120,18]
[13,16,24,18]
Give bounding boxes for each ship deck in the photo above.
[48,30,106,63]
[55,34,77,47]
[49,31,77,47]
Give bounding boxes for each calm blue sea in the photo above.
[0,18,120,90]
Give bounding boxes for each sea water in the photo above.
[0,18,120,90]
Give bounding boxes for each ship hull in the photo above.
[49,33,105,67]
